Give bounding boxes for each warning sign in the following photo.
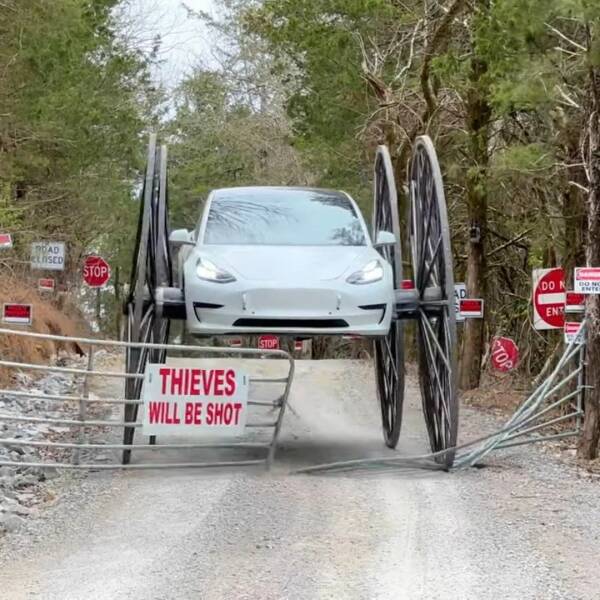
[565,291,585,313]
[459,298,484,318]
[141,363,249,436]
[0,233,13,249]
[564,322,584,345]
[454,283,466,322]
[2,303,32,325]
[574,267,600,294]
[38,278,55,292]
[532,268,564,330]
[30,242,65,271]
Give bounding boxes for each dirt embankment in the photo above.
[0,276,85,384]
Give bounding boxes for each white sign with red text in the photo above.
[574,267,600,294]
[141,363,249,437]
[2,303,32,325]
[564,322,584,345]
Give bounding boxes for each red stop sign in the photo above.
[258,335,279,350]
[533,268,565,329]
[83,255,111,288]
[491,337,519,372]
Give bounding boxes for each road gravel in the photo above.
[1,358,600,599]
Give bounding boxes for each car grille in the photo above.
[232,318,349,328]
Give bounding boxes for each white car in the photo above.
[170,186,395,337]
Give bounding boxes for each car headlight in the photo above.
[346,260,384,285]
[196,257,236,283]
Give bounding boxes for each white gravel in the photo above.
[0,358,599,599]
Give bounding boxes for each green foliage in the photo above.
[0,0,156,277]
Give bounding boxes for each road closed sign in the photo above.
[532,267,564,330]
[31,241,65,271]
[574,267,600,294]
[141,363,249,437]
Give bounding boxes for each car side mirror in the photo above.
[374,230,396,248]
[169,229,195,247]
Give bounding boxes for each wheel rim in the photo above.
[123,138,172,464]
[372,146,404,448]
[409,135,458,466]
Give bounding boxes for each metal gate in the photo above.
[0,327,294,470]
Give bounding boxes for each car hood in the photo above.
[195,245,376,281]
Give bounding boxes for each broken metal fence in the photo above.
[0,328,294,470]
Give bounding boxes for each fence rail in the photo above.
[0,327,294,470]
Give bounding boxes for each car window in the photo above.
[203,189,367,246]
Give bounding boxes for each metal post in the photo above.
[576,344,586,433]
[266,359,295,469]
[73,344,95,465]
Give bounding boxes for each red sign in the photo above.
[565,291,585,313]
[38,278,55,292]
[228,338,242,348]
[491,337,519,372]
[83,255,111,288]
[3,303,32,325]
[459,299,484,318]
[0,233,12,249]
[258,335,279,350]
[533,268,564,329]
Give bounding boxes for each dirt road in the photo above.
[1,359,600,599]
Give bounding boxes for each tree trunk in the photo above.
[579,63,600,459]
[459,55,491,390]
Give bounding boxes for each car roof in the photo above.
[211,186,351,199]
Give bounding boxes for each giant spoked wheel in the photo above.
[409,135,458,467]
[122,135,173,464]
[372,146,404,449]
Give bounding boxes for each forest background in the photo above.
[1,0,600,456]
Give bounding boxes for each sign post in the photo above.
[532,267,565,330]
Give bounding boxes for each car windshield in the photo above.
[203,189,367,246]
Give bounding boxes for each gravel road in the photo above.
[1,358,600,599]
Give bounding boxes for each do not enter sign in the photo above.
[491,337,519,372]
[533,267,565,330]
[83,255,110,288]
